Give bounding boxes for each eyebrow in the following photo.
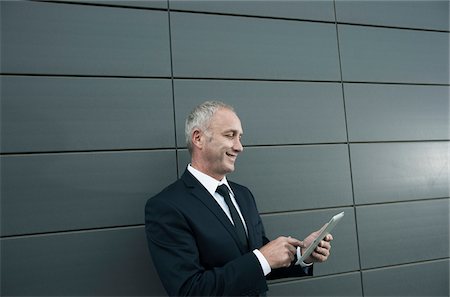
[223,129,243,136]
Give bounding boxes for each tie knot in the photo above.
[216,184,230,198]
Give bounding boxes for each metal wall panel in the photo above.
[1,151,177,236]
[177,149,190,176]
[230,145,353,213]
[268,272,362,296]
[171,12,340,80]
[345,84,450,142]
[335,0,449,31]
[1,76,174,153]
[356,199,449,269]
[262,207,360,276]
[1,227,167,296]
[173,80,347,147]
[170,0,335,21]
[351,142,449,205]
[362,259,449,297]
[339,25,449,84]
[0,1,171,76]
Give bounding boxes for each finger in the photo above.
[324,234,333,241]
[288,250,296,261]
[318,240,331,250]
[314,246,330,257]
[286,237,303,247]
[286,243,297,255]
[311,251,328,262]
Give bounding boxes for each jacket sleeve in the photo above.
[145,197,268,297]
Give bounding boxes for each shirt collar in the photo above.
[187,164,232,196]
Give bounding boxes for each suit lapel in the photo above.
[181,170,248,254]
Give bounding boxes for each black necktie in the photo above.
[216,184,248,250]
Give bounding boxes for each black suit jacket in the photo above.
[145,169,312,296]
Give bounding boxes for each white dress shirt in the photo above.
[187,165,310,276]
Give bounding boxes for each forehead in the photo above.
[210,108,243,132]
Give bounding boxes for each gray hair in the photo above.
[185,100,234,153]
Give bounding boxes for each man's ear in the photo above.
[191,129,203,149]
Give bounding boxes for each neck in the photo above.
[190,162,224,181]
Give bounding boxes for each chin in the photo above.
[226,165,235,173]
[220,163,234,174]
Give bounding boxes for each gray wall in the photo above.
[1,0,449,296]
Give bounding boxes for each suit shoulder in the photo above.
[146,178,185,205]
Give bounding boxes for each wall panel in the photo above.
[174,80,347,147]
[1,151,177,236]
[0,1,171,76]
[1,227,167,296]
[345,84,450,142]
[268,272,362,296]
[356,199,449,269]
[230,145,353,213]
[351,142,449,205]
[362,259,449,297]
[171,12,340,80]
[335,0,449,31]
[170,0,335,21]
[339,25,449,84]
[1,76,174,153]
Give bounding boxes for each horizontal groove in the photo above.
[2,139,448,156]
[271,258,450,285]
[1,224,145,240]
[352,196,450,208]
[168,9,336,24]
[348,139,450,144]
[3,198,447,239]
[0,147,176,156]
[337,21,450,33]
[1,74,449,87]
[260,197,449,216]
[268,270,362,285]
[35,0,169,11]
[0,73,171,79]
[361,257,450,272]
[342,81,450,87]
[260,205,353,217]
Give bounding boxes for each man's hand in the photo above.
[259,236,303,269]
[301,224,333,264]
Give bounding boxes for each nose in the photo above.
[233,137,243,152]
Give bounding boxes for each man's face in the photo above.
[200,108,244,180]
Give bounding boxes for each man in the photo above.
[145,101,333,296]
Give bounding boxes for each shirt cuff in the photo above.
[253,249,271,276]
[295,246,313,267]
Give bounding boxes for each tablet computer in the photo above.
[299,211,344,262]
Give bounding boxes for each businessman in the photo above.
[145,101,333,296]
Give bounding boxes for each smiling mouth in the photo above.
[226,152,237,158]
